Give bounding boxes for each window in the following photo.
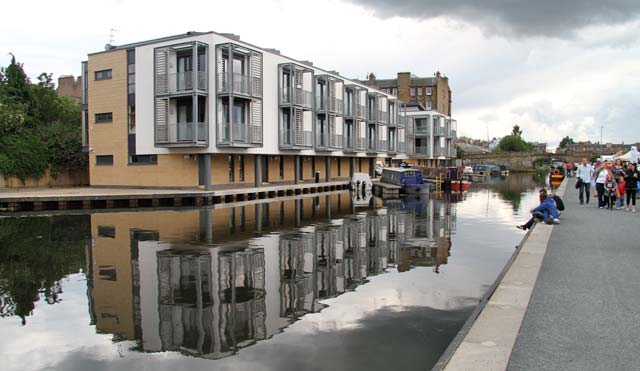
[228,155,235,182]
[238,155,245,181]
[95,69,112,80]
[96,155,114,166]
[279,156,284,179]
[98,226,116,238]
[98,266,117,281]
[392,88,397,96]
[426,87,432,96]
[129,154,157,164]
[95,112,113,123]
[426,101,432,110]
[418,87,423,96]
[410,88,415,96]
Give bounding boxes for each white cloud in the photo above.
[1,0,638,147]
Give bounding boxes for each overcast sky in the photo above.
[2,0,639,148]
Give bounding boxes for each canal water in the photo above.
[0,174,546,371]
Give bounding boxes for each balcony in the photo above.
[377,139,388,152]
[398,141,406,152]
[378,110,387,124]
[415,122,430,135]
[156,122,208,146]
[163,71,207,94]
[281,129,313,147]
[356,104,366,119]
[356,137,366,150]
[281,88,313,109]
[315,96,326,111]
[330,134,343,149]
[433,126,444,137]
[217,73,262,97]
[415,145,430,155]
[218,122,261,144]
[329,97,343,114]
[388,141,397,153]
[344,136,355,151]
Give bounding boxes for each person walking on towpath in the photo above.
[595,162,611,209]
[575,158,593,205]
[622,162,639,212]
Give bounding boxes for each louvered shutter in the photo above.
[329,115,336,147]
[155,98,169,143]
[251,100,262,143]
[155,48,169,95]
[250,51,262,97]
[216,47,226,92]
[295,108,303,146]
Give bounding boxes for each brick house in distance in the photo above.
[358,71,452,116]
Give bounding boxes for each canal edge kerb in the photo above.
[432,179,568,371]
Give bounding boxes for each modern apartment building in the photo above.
[82,31,422,189]
[402,102,457,167]
[360,71,452,116]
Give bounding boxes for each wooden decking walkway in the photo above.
[0,179,350,212]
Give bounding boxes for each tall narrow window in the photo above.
[228,155,235,182]
[238,155,245,181]
[279,156,284,180]
[311,157,316,178]
[410,88,415,96]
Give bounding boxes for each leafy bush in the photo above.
[0,56,86,181]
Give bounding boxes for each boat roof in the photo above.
[383,168,421,173]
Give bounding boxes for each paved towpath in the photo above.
[507,183,640,370]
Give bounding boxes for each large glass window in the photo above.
[95,69,112,80]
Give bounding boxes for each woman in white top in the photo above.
[594,162,611,208]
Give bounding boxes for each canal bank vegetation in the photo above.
[0,55,86,182]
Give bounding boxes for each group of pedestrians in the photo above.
[575,158,639,212]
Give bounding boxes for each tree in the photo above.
[455,144,465,159]
[511,124,523,138]
[0,55,86,180]
[559,136,575,149]
[496,135,532,152]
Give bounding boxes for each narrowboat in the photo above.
[444,166,470,192]
[380,168,429,193]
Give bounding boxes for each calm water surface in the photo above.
[0,174,546,371]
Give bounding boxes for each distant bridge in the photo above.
[463,151,600,170]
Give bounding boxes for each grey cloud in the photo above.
[348,0,640,38]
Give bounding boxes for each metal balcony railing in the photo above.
[367,138,377,151]
[157,72,208,95]
[450,129,457,138]
[378,110,387,123]
[298,131,313,147]
[356,137,366,150]
[315,96,326,111]
[344,136,355,149]
[330,134,343,148]
[329,97,343,114]
[433,126,444,136]
[415,146,430,155]
[316,131,329,148]
[156,121,208,144]
[218,122,253,143]
[296,89,313,108]
[377,139,388,151]
[398,141,406,152]
[217,73,262,97]
[415,122,430,135]
[388,141,397,152]
[356,104,366,119]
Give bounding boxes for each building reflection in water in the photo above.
[86,192,456,359]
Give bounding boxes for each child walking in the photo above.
[604,173,619,210]
[616,175,626,210]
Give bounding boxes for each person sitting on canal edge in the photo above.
[517,188,560,230]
